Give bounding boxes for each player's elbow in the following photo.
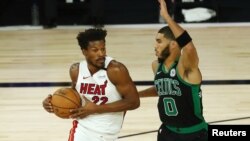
[128,98,140,110]
[133,99,140,109]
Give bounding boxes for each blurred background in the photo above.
[1,0,250,28]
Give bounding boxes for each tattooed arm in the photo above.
[69,63,79,89]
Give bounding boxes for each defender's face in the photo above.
[83,40,106,69]
[155,33,170,58]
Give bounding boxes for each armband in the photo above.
[176,31,192,48]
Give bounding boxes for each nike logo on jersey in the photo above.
[83,76,90,79]
[156,71,162,75]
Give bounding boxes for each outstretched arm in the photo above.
[159,0,184,38]
[139,60,159,97]
[159,0,199,70]
[158,0,201,83]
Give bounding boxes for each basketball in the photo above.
[51,87,82,119]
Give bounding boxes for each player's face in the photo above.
[155,33,171,59]
[83,40,106,69]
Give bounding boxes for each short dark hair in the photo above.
[158,26,175,40]
[77,28,107,50]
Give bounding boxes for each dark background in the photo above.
[0,0,250,26]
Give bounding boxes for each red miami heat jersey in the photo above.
[75,56,124,135]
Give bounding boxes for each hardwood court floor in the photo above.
[0,24,250,141]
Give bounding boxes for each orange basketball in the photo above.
[51,88,82,119]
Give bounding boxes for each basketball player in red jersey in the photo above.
[43,28,140,141]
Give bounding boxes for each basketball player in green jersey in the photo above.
[139,0,208,140]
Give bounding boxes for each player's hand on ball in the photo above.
[69,97,97,119]
[42,94,54,113]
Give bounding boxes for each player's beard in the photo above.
[94,58,105,69]
[87,58,105,70]
[158,44,170,63]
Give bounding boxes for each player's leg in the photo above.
[68,120,117,141]
[157,124,176,141]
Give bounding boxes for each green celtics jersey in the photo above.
[154,61,207,133]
